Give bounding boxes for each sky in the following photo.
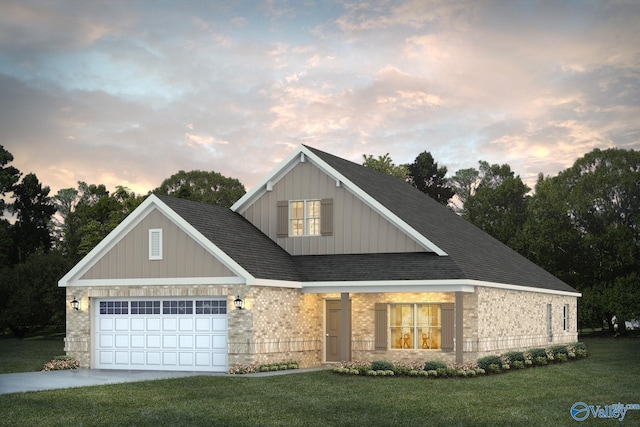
[1,0,639,200]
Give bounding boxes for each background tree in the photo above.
[9,173,57,264]
[0,145,21,213]
[531,148,640,331]
[362,153,409,180]
[450,167,480,214]
[0,250,72,338]
[406,151,455,205]
[61,182,144,261]
[153,170,246,207]
[463,161,530,252]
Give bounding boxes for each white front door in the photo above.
[93,298,228,372]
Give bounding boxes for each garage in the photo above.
[93,298,228,372]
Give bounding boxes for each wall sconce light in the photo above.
[70,297,80,311]
[233,295,244,310]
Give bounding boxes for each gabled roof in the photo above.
[156,195,301,282]
[303,145,578,294]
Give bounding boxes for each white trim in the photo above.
[59,194,255,287]
[230,145,447,255]
[254,278,303,289]
[67,276,246,287]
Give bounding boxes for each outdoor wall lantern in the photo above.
[70,297,80,311]
[233,295,244,310]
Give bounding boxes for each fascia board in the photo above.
[299,279,581,297]
[67,277,246,287]
[231,148,303,213]
[59,194,255,287]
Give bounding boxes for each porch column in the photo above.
[455,291,464,363]
[340,292,351,361]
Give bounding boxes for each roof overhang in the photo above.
[254,278,581,296]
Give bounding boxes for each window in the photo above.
[389,304,441,350]
[563,304,569,332]
[100,301,129,315]
[163,300,193,315]
[149,229,163,260]
[290,200,320,236]
[196,300,227,315]
[546,303,553,342]
[277,199,333,237]
[131,301,160,315]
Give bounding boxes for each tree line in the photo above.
[1,144,638,337]
[363,148,640,333]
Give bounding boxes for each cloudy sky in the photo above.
[1,0,639,199]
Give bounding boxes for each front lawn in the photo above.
[0,331,65,373]
[1,336,638,426]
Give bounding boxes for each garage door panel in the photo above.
[94,298,228,372]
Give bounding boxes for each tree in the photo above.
[406,151,455,205]
[0,145,21,212]
[463,161,530,252]
[153,170,246,207]
[362,153,409,180]
[450,168,480,214]
[548,148,640,331]
[0,250,73,338]
[59,182,144,261]
[9,173,57,264]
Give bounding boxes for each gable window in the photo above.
[290,200,320,236]
[389,303,442,350]
[149,229,163,260]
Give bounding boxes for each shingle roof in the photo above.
[156,194,301,281]
[304,145,578,293]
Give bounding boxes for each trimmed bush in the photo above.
[502,351,525,364]
[549,345,568,356]
[477,355,502,371]
[528,348,547,363]
[371,360,394,371]
[424,361,447,371]
[487,363,501,373]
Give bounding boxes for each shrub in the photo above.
[476,368,486,375]
[502,351,525,364]
[424,361,447,371]
[436,367,447,377]
[512,360,524,369]
[555,353,568,362]
[528,348,547,363]
[426,370,438,377]
[42,356,79,371]
[393,365,411,376]
[487,363,501,373]
[534,356,548,366]
[477,355,502,371]
[549,345,568,356]
[371,360,394,371]
[366,370,377,376]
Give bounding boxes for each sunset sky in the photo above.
[1,0,639,199]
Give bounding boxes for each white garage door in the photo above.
[94,298,228,372]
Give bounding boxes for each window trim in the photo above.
[563,304,569,332]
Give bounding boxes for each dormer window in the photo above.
[149,228,163,260]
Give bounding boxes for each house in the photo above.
[58,145,580,372]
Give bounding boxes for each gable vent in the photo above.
[149,229,163,260]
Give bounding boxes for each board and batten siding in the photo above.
[80,208,236,280]
[240,162,427,256]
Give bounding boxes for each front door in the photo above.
[325,300,342,362]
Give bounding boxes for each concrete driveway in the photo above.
[0,367,326,394]
[0,369,219,394]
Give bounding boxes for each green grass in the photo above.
[0,336,638,426]
[0,332,65,373]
